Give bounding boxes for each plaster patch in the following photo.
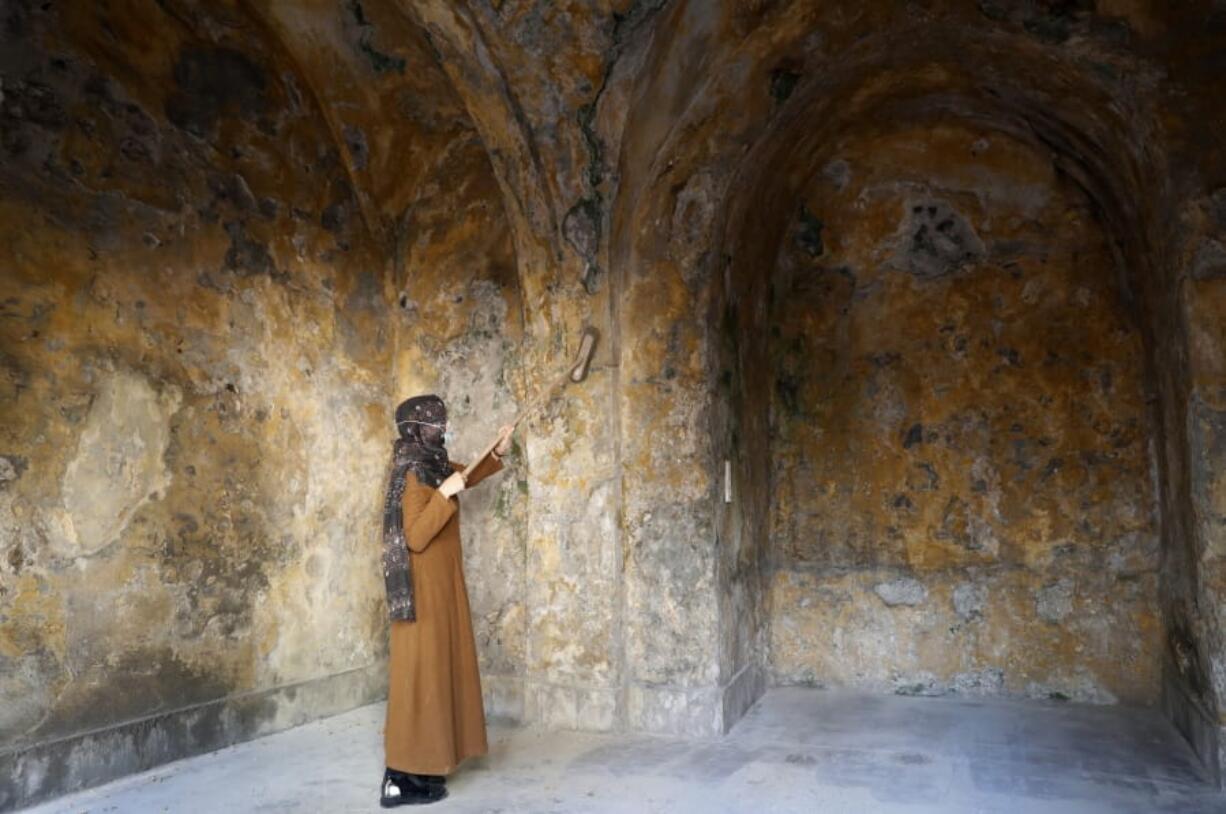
[59,370,181,556]
[874,578,928,607]
[952,583,987,621]
[1035,579,1075,623]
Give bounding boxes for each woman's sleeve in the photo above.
[403,475,457,553]
[455,454,504,489]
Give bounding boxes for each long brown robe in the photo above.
[384,453,504,775]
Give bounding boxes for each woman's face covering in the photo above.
[422,421,447,447]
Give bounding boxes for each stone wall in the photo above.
[6,0,1226,808]
[1164,186,1226,779]
[766,122,1160,702]
[0,1,474,807]
[389,120,527,722]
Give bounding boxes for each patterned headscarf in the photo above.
[381,395,451,621]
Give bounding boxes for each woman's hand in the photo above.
[493,424,514,457]
[438,471,467,498]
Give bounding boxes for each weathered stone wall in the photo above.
[389,121,528,722]
[766,122,1160,702]
[643,0,1226,775]
[1164,186,1226,778]
[0,2,460,808]
[6,0,1226,807]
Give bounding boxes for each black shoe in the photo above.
[380,768,448,807]
[390,769,446,788]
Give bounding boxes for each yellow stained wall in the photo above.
[767,123,1161,703]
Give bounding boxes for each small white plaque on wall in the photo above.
[724,458,732,504]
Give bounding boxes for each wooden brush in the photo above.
[462,326,599,479]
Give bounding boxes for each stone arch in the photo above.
[710,26,1211,765]
[605,3,1218,750]
[0,0,534,791]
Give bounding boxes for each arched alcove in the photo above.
[7,1,1226,808]
[764,116,1158,700]
[711,27,1213,770]
[0,1,527,803]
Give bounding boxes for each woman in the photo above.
[379,394,513,807]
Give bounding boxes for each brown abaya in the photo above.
[384,453,504,775]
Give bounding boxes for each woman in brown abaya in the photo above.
[379,395,513,807]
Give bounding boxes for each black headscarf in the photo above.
[393,395,452,488]
[381,395,451,621]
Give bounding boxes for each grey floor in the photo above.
[22,688,1226,813]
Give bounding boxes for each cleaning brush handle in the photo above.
[460,369,567,479]
[461,326,598,481]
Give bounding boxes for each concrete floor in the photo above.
[21,688,1226,813]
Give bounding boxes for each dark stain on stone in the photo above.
[1191,240,1226,281]
[1169,611,1210,698]
[341,124,368,171]
[976,0,1094,44]
[346,0,406,75]
[174,513,199,536]
[118,132,154,163]
[222,221,279,279]
[6,542,23,574]
[721,301,740,348]
[900,201,984,279]
[1099,367,1114,393]
[976,1,1008,22]
[795,204,824,257]
[1,670,287,809]
[577,98,604,193]
[0,77,70,158]
[3,0,33,38]
[564,199,600,259]
[611,0,668,46]
[1191,399,1226,531]
[258,197,279,220]
[581,259,602,294]
[165,47,269,138]
[997,347,1021,367]
[1208,189,1226,229]
[321,200,349,234]
[0,353,29,401]
[4,79,68,130]
[770,67,801,104]
[1041,457,1064,480]
[0,453,29,487]
[207,172,258,214]
[909,462,940,492]
[1011,439,1038,474]
[564,198,602,293]
[1022,1,1093,44]
[903,423,924,449]
[776,373,802,417]
[934,495,971,547]
[33,648,232,744]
